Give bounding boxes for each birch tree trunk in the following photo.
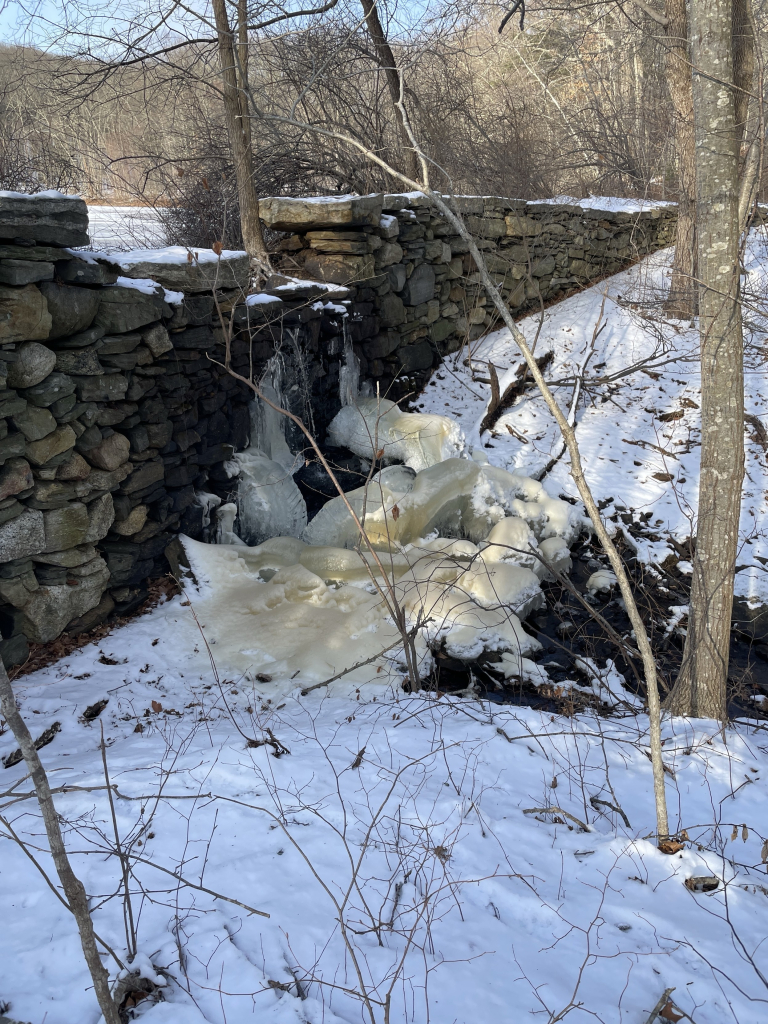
[664,0,698,318]
[212,0,270,268]
[667,0,744,720]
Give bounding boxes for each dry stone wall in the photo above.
[0,191,676,667]
[261,192,677,399]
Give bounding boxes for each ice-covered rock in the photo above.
[586,569,617,594]
[303,458,580,551]
[327,398,465,471]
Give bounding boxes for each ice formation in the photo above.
[184,397,584,690]
[235,449,307,545]
[586,569,618,594]
[327,398,465,471]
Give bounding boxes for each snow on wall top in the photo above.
[532,195,676,214]
[0,189,79,200]
[114,245,248,267]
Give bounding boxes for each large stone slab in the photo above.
[0,259,55,286]
[116,247,250,294]
[12,556,111,642]
[303,253,375,285]
[0,507,45,561]
[260,194,383,233]
[0,191,89,247]
[0,284,52,342]
[94,284,167,334]
[25,424,77,467]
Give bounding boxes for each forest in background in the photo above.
[0,1,745,249]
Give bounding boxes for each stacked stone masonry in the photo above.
[0,191,676,665]
[261,192,677,396]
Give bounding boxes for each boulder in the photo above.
[56,451,91,481]
[0,192,89,247]
[56,257,119,286]
[22,371,77,407]
[6,341,57,389]
[111,503,148,536]
[0,390,26,418]
[375,241,404,268]
[532,254,556,278]
[65,591,115,634]
[0,284,52,342]
[141,322,173,357]
[0,433,26,464]
[25,424,77,467]
[38,281,101,340]
[11,556,111,642]
[401,263,435,306]
[378,293,405,328]
[0,458,33,501]
[0,259,55,286]
[86,432,130,471]
[83,493,115,543]
[118,249,251,294]
[98,333,142,355]
[120,459,165,494]
[260,194,383,233]
[0,508,45,561]
[52,325,106,350]
[43,502,89,551]
[11,403,56,441]
[363,331,400,360]
[388,264,407,292]
[397,340,434,372]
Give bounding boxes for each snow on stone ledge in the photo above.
[112,246,251,295]
[114,245,247,267]
[0,189,80,200]
[531,195,676,214]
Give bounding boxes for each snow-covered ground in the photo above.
[85,205,167,251]
[2,615,767,1024]
[1,232,768,1024]
[417,233,768,607]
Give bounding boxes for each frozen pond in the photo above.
[85,203,167,251]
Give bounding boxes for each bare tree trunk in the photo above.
[667,0,744,720]
[664,0,698,318]
[0,660,121,1024]
[212,0,270,268]
[359,0,419,180]
[732,0,755,153]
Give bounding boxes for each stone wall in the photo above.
[261,192,677,399]
[0,191,677,667]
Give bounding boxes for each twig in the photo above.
[645,987,675,1024]
[522,806,594,832]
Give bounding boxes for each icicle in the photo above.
[248,356,295,473]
